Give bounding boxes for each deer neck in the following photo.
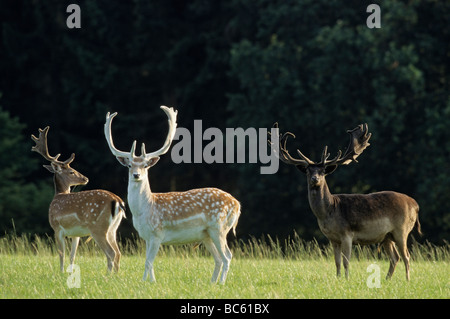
[127,175,154,216]
[53,175,71,195]
[307,179,335,221]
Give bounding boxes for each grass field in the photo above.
[0,234,449,299]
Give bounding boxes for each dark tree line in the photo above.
[0,0,448,243]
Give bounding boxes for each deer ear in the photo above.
[296,165,307,174]
[145,157,160,168]
[116,157,130,167]
[45,162,62,174]
[325,165,338,175]
[43,164,55,173]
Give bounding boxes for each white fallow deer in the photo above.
[31,126,126,272]
[104,106,241,284]
[270,123,422,280]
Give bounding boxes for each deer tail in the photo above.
[414,203,422,236]
[415,217,423,236]
[231,203,241,237]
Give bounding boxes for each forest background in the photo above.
[0,0,448,245]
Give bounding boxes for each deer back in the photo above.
[49,190,125,234]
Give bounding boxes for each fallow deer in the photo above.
[31,127,125,272]
[270,123,421,280]
[104,106,241,284]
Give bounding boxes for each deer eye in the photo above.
[69,171,75,175]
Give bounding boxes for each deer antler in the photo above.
[270,123,371,168]
[31,126,75,165]
[105,106,178,160]
[141,106,178,159]
[104,112,137,159]
[268,123,314,167]
[325,123,371,166]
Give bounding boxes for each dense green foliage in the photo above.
[0,106,53,233]
[0,1,448,243]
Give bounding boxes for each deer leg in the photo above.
[143,238,161,282]
[92,232,116,272]
[108,204,124,272]
[224,242,232,260]
[209,233,231,284]
[394,234,411,281]
[341,237,352,279]
[382,237,399,280]
[332,241,342,277]
[203,237,223,283]
[69,237,80,270]
[55,230,66,272]
[107,230,121,272]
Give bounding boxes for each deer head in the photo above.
[104,106,178,182]
[270,123,371,188]
[31,126,88,193]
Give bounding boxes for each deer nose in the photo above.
[133,173,140,179]
[311,176,319,183]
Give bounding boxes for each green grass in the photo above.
[0,234,449,299]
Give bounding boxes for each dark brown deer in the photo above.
[270,123,421,280]
[31,126,125,273]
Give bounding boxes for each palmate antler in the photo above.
[269,123,371,168]
[324,123,371,166]
[31,126,75,165]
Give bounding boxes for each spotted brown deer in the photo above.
[104,106,241,284]
[31,127,125,272]
[270,123,421,280]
